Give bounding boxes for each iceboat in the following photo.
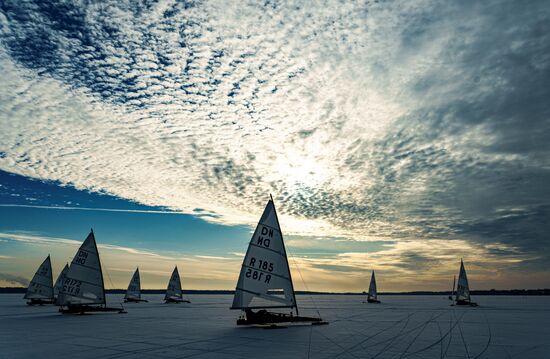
[124,268,148,303]
[164,266,190,303]
[57,229,126,314]
[230,195,328,326]
[364,271,381,303]
[24,255,55,305]
[452,259,478,307]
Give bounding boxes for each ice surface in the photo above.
[0,294,549,358]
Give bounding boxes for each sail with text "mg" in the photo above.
[164,266,190,303]
[454,259,478,307]
[57,229,126,314]
[125,268,147,303]
[24,255,54,305]
[231,196,327,326]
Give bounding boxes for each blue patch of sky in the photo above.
[0,170,251,256]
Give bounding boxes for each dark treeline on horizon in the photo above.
[1,287,550,295]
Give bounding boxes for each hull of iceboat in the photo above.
[124,298,148,303]
[454,300,478,307]
[366,298,381,304]
[59,305,126,314]
[26,298,55,306]
[164,298,190,304]
[237,309,327,326]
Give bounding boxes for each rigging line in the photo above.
[286,248,321,318]
[101,259,124,309]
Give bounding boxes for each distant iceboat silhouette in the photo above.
[364,271,381,303]
[164,266,190,303]
[124,268,148,303]
[452,259,478,307]
[25,255,54,305]
[231,195,327,326]
[57,229,126,314]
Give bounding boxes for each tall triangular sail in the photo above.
[24,255,54,300]
[125,268,141,300]
[231,199,297,311]
[455,259,470,302]
[368,271,377,300]
[53,263,70,299]
[56,231,105,306]
[165,267,183,301]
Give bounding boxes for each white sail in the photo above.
[24,255,54,300]
[368,271,377,300]
[456,259,470,302]
[231,199,296,310]
[56,230,105,306]
[53,263,70,298]
[125,268,141,300]
[165,266,183,300]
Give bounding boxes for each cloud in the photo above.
[0,0,549,267]
[0,272,28,286]
[0,204,186,215]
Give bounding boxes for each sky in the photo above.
[0,0,549,292]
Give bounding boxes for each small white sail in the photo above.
[125,268,141,300]
[53,263,70,299]
[165,266,183,301]
[56,230,105,306]
[231,199,296,310]
[368,271,377,300]
[456,259,470,302]
[24,255,54,300]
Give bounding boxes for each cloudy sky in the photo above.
[0,0,549,291]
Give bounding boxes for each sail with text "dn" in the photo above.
[365,271,381,303]
[125,268,148,303]
[453,259,478,307]
[57,229,126,314]
[230,195,327,326]
[24,255,54,305]
[164,266,190,303]
[53,263,69,301]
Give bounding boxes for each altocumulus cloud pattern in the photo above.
[0,0,549,266]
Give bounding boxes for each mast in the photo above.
[271,194,299,315]
[90,228,107,306]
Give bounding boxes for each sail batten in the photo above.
[56,231,105,306]
[25,255,54,300]
[231,199,297,311]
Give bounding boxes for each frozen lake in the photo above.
[0,294,548,358]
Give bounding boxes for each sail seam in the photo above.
[248,243,285,256]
